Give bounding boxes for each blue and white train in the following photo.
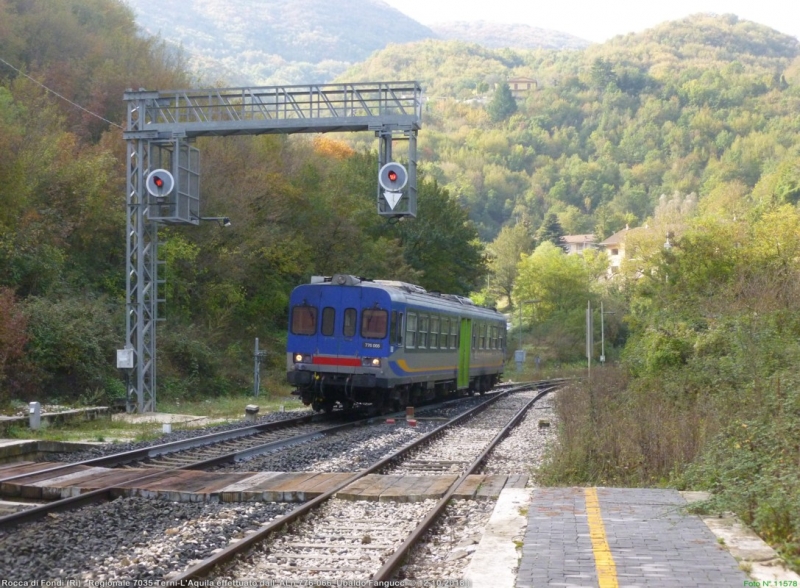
[286,274,507,412]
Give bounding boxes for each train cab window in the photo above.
[291,305,317,335]
[343,308,357,337]
[419,315,429,349]
[430,316,439,349]
[390,311,404,346]
[362,309,388,339]
[321,307,335,336]
[450,320,458,348]
[440,318,450,349]
[406,313,417,348]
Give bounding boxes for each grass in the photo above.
[503,360,586,383]
[4,417,164,444]
[157,393,304,419]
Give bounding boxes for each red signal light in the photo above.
[154,176,164,188]
[388,170,398,182]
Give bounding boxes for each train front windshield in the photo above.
[288,285,392,362]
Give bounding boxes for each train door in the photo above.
[314,286,361,370]
[338,285,362,362]
[458,318,472,389]
[316,287,339,359]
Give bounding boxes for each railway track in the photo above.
[169,382,556,584]
[0,385,547,528]
[0,411,373,528]
[0,380,563,582]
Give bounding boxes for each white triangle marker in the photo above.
[384,191,402,210]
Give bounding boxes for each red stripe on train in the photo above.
[312,356,362,367]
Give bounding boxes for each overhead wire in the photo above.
[0,55,124,129]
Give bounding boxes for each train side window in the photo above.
[343,308,357,337]
[362,309,388,339]
[450,320,458,348]
[430,316,439,349]
[406,313,417,348]
[390,311,404,346]
[291,305,317,335]
[321,307,335,336]
[419,315,429,349]
[440,318,449,349]
[490,325,497,349]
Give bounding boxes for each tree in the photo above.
[534,212,564,247]
[512,242,597,360]
[513,242,594,319]
[487,223,532,306]
[392,178,486,295]
[487,82,517,122]
[0,288,28,403]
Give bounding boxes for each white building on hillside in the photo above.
[560,234,597,255]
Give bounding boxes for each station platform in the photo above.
[466,486,799,588]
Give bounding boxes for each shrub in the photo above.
[22,295,122,402]
[0,287,29,406]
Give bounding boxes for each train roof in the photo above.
[305,274,503,317]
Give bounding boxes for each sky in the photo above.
[382,0,800,43]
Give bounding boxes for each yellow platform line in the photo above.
[585,487,619,588]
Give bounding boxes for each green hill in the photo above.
[123,0,593,85]
[343,14,800,240]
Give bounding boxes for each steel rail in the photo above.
[0,387,530,530]
[166,382,541,584]
[0,412,326,485]
[373,384,557,581]
[0,413,379,529]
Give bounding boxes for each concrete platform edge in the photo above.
[681,491,800,582]
[464,487,532,588]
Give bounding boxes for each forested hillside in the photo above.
[0,0,483,406]
[345,14,800,241]
[123,0,589,86]
[124,0,436,85]
[430,21,590,50]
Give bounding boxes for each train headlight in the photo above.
[361,357,381,367]
[294,354,311,363]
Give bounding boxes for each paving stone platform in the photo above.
[517,487,749,588]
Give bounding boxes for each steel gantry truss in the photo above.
[123,81,422,412]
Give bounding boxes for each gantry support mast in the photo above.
[123,82,422,412]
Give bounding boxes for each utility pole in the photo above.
[586,301,593,375]
[600,302,615,365]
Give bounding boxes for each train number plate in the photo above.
[363,342,381,349]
